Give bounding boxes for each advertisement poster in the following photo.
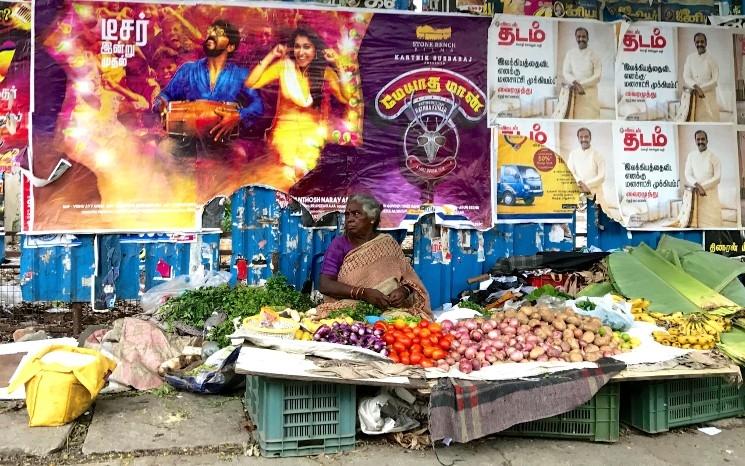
[27,0,491,233]
[616,22,736,123]
[703,231,745,257]
[0,1,30,173]
[607,122,740,230]
[493,120,580,223]
[488,15,615,125]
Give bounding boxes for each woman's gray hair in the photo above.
[347,193,383,226]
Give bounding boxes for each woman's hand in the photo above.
[388,286,410,308]
[269,44,286,61]
[323,48,339,67]
[362,288,390,309]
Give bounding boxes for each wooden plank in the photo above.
[235,347,428,388]
[611,364,741,382]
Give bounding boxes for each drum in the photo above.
[162,100,240,141]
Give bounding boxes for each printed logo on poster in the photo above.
[500,122,549,145]
[621,125,669,151]
[496,20,546,47]
[622,27,667,53]
[375,68,486,180]
[100,14,149,68]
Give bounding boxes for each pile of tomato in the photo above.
[374,319,452,367]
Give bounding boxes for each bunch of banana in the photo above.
[294,329,314,341]
[652,330,717,350]
[650,312,730,349]
[630,298,658,323]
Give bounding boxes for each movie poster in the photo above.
[608,122,740,230]
[26,0,491,232]
[616,22,736,124]
[487,15,615,125]
[0,1,30,173]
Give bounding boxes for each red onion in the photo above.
[505,346,516,355]
[496,350,507,360]
[553,331,562,340]
[464,347,477,360]
[487,355,497,363]
[526,335,539,344]
[446,357,456,366]
[482,322,494,332]
[484,347,494,356]
[509,318,519,327]
[476,351,485,361]
[452,353,462,362]
[493,340,505,350]
[523,342,535,352]
[488,319,498,328]
[499,322,509,330]
[470,330,484,342]
[515,343,523,351]
[465,320,478,330]
[536,355,549,362]
[450,340,461,349]
[457,345,467,355]
[471,360,482,371]
[516,335,525,344]
[504,327,516,336]
[437,361,450,371]
[487,330,499,340]
[510,351,524,362]
[509,338,516,347]
[441,320,454,331]
[459,360,473,374]
[482,361,491,367]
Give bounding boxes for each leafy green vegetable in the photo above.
[524,285,572,302]
[458,300,484,312]
[158,274,312,347]
[328,301,383,322]
[576,299,596,311]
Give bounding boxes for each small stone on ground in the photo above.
[0,408,74,456]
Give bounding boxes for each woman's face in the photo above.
[344,201,373,236]
[293,35,316,69]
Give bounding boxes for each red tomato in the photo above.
[374,321,387,331]
[384,334,395,345]
[389,353,400,363]
[409,353,423,365]
[429,335,440,345]
[423,346,435,358]
[419,328,431,338]
[428,323,442,333]
[399,336,412,347]
[421,359,434,368]
[392,342,406,353]
[401,355,411,365]
[412,327,421,336]
[438,338,451,350]
[411,344,423,354]
[392,331,404,340]
[419,320,430,328]
[393,320,407,330]
[413,337,420,344]
[432,349,447,361]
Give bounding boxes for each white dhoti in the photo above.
[572,86,600,119]
[685,148,722,228]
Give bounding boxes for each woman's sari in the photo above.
[318,234,432,319]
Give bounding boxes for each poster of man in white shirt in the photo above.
[677,28,735,123]
[554,22,615,120]
[677,126,740,229]
[560,123,614,216]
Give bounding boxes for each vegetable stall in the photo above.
[153,236,745,457]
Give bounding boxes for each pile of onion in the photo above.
[439,305,625,374]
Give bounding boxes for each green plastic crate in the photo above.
[503,383,620,442]
[244,375,356,457]
[621,377,745,433]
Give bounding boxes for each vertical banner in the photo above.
[0,1,30,173]
[28,1,491,233]
[488,15,616,125]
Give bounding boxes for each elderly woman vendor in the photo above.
[318,194,432,319]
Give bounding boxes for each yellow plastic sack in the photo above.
[7,345,116,427]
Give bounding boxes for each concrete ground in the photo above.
[2,390,745,466]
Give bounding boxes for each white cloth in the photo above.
[562,48,601,119]
[567,146,607,208]
[685,148,722,227]
[683,52,720,122]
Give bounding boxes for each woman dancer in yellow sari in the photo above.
[246,27,352,181]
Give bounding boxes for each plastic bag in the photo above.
[8,345,116,426]
[163,345,243,394]
[566,295,634,331]
[358,390,420,435]
[141,270,231,315]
